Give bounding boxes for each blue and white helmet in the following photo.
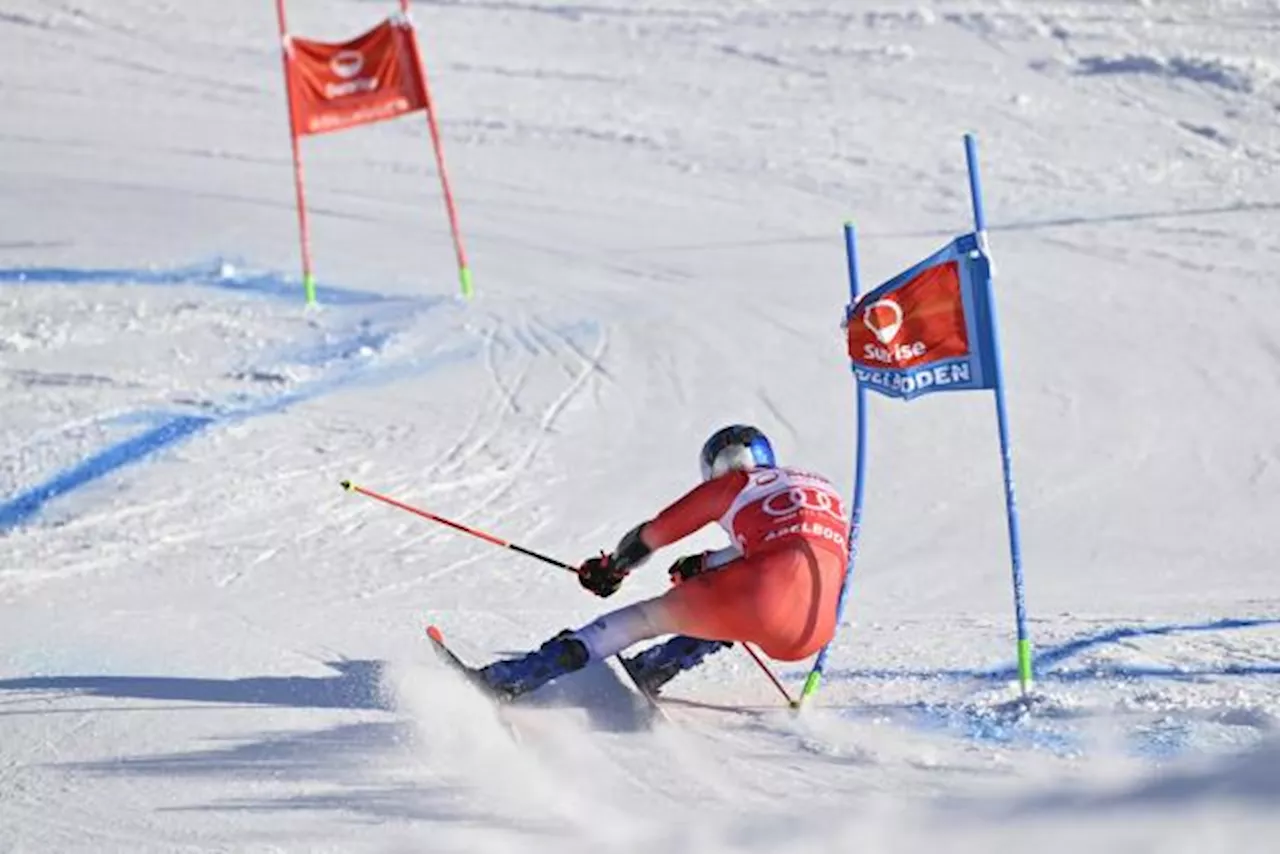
[699,424,776,481]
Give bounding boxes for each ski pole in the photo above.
[341,479,796,706]
[741,642,796,707]
[339,480,573,572]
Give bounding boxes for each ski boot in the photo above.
[478,629,589,701]
[622,636,732,697]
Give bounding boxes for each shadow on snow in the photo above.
[0,659,390,711]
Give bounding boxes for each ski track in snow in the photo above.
[3,0,1280,850]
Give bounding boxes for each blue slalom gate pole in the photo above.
[796,222,868,710]
[964,133,1033,696]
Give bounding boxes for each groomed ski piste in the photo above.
[3,0,1280,851]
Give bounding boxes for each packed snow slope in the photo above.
[3,0,1280,851]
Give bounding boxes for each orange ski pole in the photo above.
[340,480,573,572]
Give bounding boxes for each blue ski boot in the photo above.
[622,636,732,697]
[478,630,589,701]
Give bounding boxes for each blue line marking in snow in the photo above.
[1032,617,1280,671]
[0,260,416,307]
[0,261,457,532]
[0,339,484,534]
[903,701,1082,756]
[284,326,395,367]
[806,617,1280,756]
[3,259,602,533]
[815,617,1280,685]
[0,416,216,531]
[1130,718,1192,760]
[224,339,483,423]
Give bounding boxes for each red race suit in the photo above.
[641,467,849,660]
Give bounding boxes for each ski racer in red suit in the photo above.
[477,424,850,699]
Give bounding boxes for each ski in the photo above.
[617,654,671,722]
[426,624,669,723]
[425,624,511,703]
[424,625,526,743]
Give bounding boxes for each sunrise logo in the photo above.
[862,299,903,344]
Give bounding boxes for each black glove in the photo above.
[578,552,629,598]
[667,552,711,586]
[577,524,654,598]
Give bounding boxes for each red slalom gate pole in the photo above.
[275,0,318,306]
[400,0,473,298]
[340,479,796,706]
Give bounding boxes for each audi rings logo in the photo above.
[761,487,843,520]
[330,50,365,80]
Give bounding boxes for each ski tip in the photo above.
[425,624,444,644]
[339,479,353,491]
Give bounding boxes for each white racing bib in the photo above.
[719,468,848,558]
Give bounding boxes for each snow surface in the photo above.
[3,0,1280,850]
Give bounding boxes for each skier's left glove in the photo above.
[667,552,710,586]
[578,553,629,598]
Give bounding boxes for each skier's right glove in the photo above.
[577,523,654,598]
[578,553,629,598]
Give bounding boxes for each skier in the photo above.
[476,424,850,700]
